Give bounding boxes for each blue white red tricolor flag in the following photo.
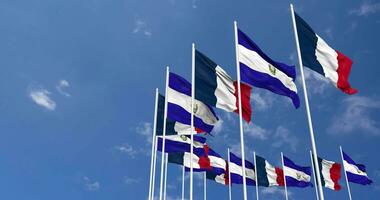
[317,157,342,191]
[255,155,284,187]
[283,155,312,187]
[342,151,373,185]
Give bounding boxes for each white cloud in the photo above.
[261,187,292,198]
[124,177,141,184]
[272,126,298,152]
[251,91,274,111]
[300,67,330,95]
[191,0,197,8]
[324,28,333,39]
[244,123,269,140]
[136,122,153,143]
[83,176,100,191]
[328,96,380,135]
[115,143,138,158]
[56,79,71,97]
[212,119,223,135]
[29,88,56,111]
[133,19,152,37]
[350,1,380,16]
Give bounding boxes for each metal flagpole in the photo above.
[310,150,320,200]
[340,146,353,200]
[151,134,158,200]
[182,165,185,200]
[281,152,289,200]
[228,148,232,200]
[149,89,159,200]
[253,151,259,200]
[233,20,248,200]
[204,172,207,200]
[290,4,325,200]
[164,153,168,200]
[190,43,195,200]
[159,67,170,200]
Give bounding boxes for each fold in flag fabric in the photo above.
[317,157,342,191]
[168,72,219,133]
[342,151,373,185]
[206,169,230,186]
[157,135,206,153]
[256,155,284,187]
[184,144,226,175]
[295,13,357,95]
[157,94,203,135]
[229,152,256,186]
[195,50,252,122]
[237,29,300,108]
[283,155,312,187]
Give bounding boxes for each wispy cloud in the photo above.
[136,122,153,143]
[212,119,224,135]
[133,19,152,37]
[251,91,274,111]
[29,88,56,111]
[56,79,71,97]
[328,96,380,135]
[300,67,330,95]
[349,1,380,16]
[83,176,100,191]
[261,187,292,198]
[244,123,270,140]
[272,126,299,152]
[191,0,198,9]
[114,143,138,158]
[124,177,141,184]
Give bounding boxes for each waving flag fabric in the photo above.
[157,135,206,153]
[317,157,342,191]
[342,151,373,185]
[256,155,284,187]
[229,152,256,186]
[168,72,218,133]
[207,170,230,186]
[157,94,203,135]
[185,144,226,175]
[283,155,312,187]
[237,29,300,108]
[195,50,252,122]
[294,13,357,95]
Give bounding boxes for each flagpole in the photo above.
[253,151,259,200]
[228,148,232,200]
[152,134,158,200]
[233,20,248,200]
[204,172,207,200]
[159,66,170,200]
[289,4,325,200]
[182,165,185,200]
[340,146,353,200]
[190,42,195,200]
[310,150,319,200]
[281,152,289,200]
[163,153,168,200]
[149,88,159,200]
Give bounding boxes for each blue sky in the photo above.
[0,0,379,199]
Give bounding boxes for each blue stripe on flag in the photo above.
[284,156,311,175]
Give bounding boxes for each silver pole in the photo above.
[253,151,259,200]
[228,148,232,200]
[340,146,353,200]
[190,43,195,200]
[310,150,320,200]
[149,88,159,200]
[204,172,207,200]
[281,152,289,200]
[182,165,185,200]
[163,153,168,200]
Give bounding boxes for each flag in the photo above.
[229,152,256,186]
[256,155,284,187]
[195,50,252,122]
[342,151,373,185]
[167,145,212,172]
[168,72,219,133]
[283,155,312,187]
[317,157,342,191]
[294,13,357,95]
[185,144,226,175]
[206,170,230,186]
[237,29,300,108]
[157,135,206,153]
[157,94,203,135]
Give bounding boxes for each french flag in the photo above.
[317,157,342,191]
[229,152,256,186]
[195,50,252,122]
[295,12,357,94]
[342,151,373,185]
[255,155,284,187]
[283,155,312,188]
[168,72,219,133]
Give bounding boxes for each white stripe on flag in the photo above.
[238,44,298,93]
[265,160,279,186]
[215,65,237,112]
[209,155,226,169]
[183,152,201,169]
[343,160,368,177]
[229,162,255,180]
[174,122,197,135]
[158,135,204,148]
[320,159,336,190]
[315,35,339,86]
[284,166,311,182]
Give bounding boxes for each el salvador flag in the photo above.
[283,156,312,187]
[229,152,256,186]
[167,72,219,133]
[237,29,300,108]
[342,151,373,185]
[157,135,206,153]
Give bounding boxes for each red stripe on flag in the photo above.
[198,144,211,170]
[336,51,358,95]
[233,81,252,123]
[330,163,342,191]
[224,160,230,185]
[275,167,285,186]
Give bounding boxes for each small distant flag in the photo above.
[168,72,219,133]
[283,155,312,187]
[317,157,342,191]
[342,151,373,185]
[157,94,203,135]
[157,135,206,153]
[294,13,357,94]
[195,50,252,122]
[186,144,226,175]
[167,145,212,172]
[206,170,230,186]
[237,29,300,108]
[255,155,284,187]
[229,152,256,186]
